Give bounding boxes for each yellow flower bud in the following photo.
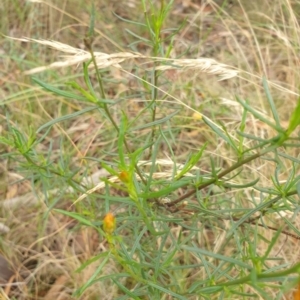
[103,212,116,234]
[294,283,300,300]
[119,170,130,183]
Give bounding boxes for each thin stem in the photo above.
[84,37,147,185]
[23,153,84,187]
[167,151,262,207]
[216,261,300,287]
[145,2,164,159]
[147,69,159,159]
[167,138,291,207]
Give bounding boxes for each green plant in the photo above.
[1,0,300,299]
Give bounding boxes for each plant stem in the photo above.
[167,151,262,207]
[147,69,159,159]
[84,37,147,185]
[167,135,291,207]
[215,261,300,287]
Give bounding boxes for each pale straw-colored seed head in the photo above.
[8,37,238,80]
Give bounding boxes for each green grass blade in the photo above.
[130,110,179,131]
[83,62,97,98]
[203,116,238,151]
[75,254,110,296]
[112,279,141,299]
[286,98,300,136]
[236,96,282,132]
[54,209,97,228]
[138,179,189,199]
[32,77,87,101]
[297,182,300,198]
[223,177,260,189]
[146,281,187,300]
[113,12,147,27]
[182,245,252,270]
[175,142,207,180]
[76,252,110,273]
[87,2,95,38]
[36,106,97,133]
[262,77,281,129]
[125,29,150,43]
[118,112,128,168]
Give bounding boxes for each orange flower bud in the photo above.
[119,170,129,183]
[294,283,300,300]
[103,212,116,234]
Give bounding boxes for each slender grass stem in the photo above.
[84,37,147,185]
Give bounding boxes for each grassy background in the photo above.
[0,0,300,299]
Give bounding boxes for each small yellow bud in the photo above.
[192,112,202,120]
[119,170,130,183]
[103,212,116,234]
[294,283,300,300]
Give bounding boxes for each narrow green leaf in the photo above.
[203,116,237,151]
[76,252,109,273]
[35,126,52,144]
[36,106,97,133]
[32,77,87,101]
[223,177,260,189]
[147,281,187,300]
[101,162,120,177]
[67,81,98,104]
[286,98,300,136]
[112,279,140,299]
[89,273,130,284]
[138,179,189,199]
[54,209,96,228]
[113,12,147,27]
[238,107,248,153]
[130,110,179,131]
[236,96,282,132]
[101,177,128,193]
[197,286,223,294]
[282,165,296,192]
[254,186,279,195]
[118,112,128,168]
[75,255,110,296]
[162,247,177,268]
[87,2,95,38]
[182,245,252,270]
[130,145,148,165]
[261,226,283,263]
[226,195,283,238]
[83,62,97,98]
[236,131,270,142]
[262,77,281,128]
[0,136,14,147]
[144,137,162,194]
[283,216,300,236]
[216,261,300,287]
[175,142,207,180]
[125,29,150,43]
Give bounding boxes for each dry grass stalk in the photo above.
[8,37,238,80]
